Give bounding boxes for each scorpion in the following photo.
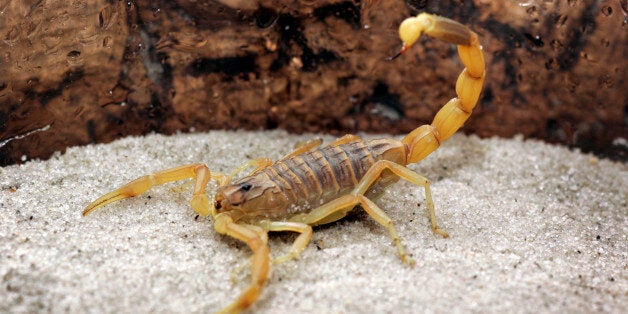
[83,13,485,313]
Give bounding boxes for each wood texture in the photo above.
[1,0,625,165]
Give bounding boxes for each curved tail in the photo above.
[395,13,485,164]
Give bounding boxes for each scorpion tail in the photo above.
[396,13,486,164]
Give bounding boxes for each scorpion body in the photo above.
[225,136,406,220]
[83,13,485,314]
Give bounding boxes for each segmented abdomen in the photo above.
[260,138,405,213]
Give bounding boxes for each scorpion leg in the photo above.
[83,163,219,217]
[280,138,323,160]
[297,193,416,266]
[295,209,349,226]
[297,160,449,266]
[279,135,357,161]
[227,221,308,283]
[353,160,448,238]
[328,134,360,146]
[227,158,273,182]
[213,214,270,314]
[258,221,313,264]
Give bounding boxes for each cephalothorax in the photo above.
[83,13,485,313]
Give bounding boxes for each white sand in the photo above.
[1,130,626,313]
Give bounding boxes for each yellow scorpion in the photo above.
[83,13,485,313]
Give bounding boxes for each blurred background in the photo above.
[0,0,626,166]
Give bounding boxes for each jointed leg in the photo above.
[354,160,448,238]
[296,194,416,266]
[292,209,349,227]
[258,221,313,264]
[83,163,218,217]
[293,160,448,266]
[226,158,273,183]
[280,138,323,160]
[328,134,360,146]
[214,214,270,314]
[228,221,308,282]
[279,135,360,162]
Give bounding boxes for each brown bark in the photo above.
[1,0,626,166]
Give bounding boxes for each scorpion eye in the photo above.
[241,184,252,191]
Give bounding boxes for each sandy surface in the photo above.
[1,130,626,313]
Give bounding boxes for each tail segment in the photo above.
[396,13,485,164]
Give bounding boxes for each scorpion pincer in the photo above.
[83,13,485,313]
